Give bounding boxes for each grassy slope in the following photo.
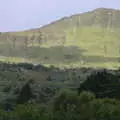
[0,8,120,69]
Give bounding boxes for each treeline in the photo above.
[1,91,120,120]
[0,62,52,71]
[0,62,120,119]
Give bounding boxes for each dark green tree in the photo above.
[17,82,33,104]
[78,69,120,99]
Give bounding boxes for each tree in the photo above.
[61,35,66,45]
[17,82,33,104]
[30,35,35,47]
[12,36,17,48]
[78,70,120,99]
[24,36,29,49]
[104,44,107,56]
[38,32,43,46]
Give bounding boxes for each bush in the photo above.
[79,91,96,103]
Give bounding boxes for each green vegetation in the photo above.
[0,8,120,68]
[0,7,120,119]
[1,91,120,120]
[0,62,118,119]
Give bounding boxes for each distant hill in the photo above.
[0,8,120,69]
[5,8,120,44]
[39,7,120,31]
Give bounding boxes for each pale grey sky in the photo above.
[0,0,120,32]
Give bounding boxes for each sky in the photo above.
[0,0,120,32]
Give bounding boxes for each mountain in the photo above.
[0,8,120,69]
